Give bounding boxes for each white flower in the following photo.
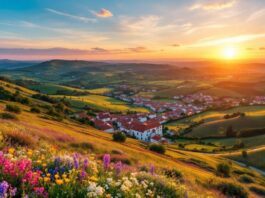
[106,178,113,184]
[87,182,105,197]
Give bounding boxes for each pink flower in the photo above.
[23,171,42,186]
[103,154,110,170]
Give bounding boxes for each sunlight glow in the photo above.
[222,46,237,59]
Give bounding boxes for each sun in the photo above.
[222,46,237,59]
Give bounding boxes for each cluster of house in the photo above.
[75,92,265,143]
[75,112,167,143]
[249,96,265,105]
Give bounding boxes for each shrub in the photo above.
[149,144,166,154]
[0,113,18,120]
[137,172,186,197]
[70,142,94,151]
[30,106,41,113]
[163,168,183,181]
[249,186,265,196]
[5,104,21,114]
[112,132,127,143]
[238,174,254,184]
[233,169,255,177]
[216,162,231,177]
[216,182,248,198]
[3,129,36,147]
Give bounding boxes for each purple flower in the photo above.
[73,154,79,169]
[80,170,87,179]
[150,164,155,175]
[0,181,9,197]
[83,158,89,169]
[103,154,111,170]
[115,161,123,175]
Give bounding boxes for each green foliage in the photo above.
[216,182,248,198]
[216,162,231,177]
[149,144,166,154]
[0,113,18,120]
[238,174,254,184]
[163,168,183,181]
[30,106,41,113]
[32,94,57,104]
[249,186,265,196]
[136,172,186,198]
[112,132,127,143]
[5,104,21,114]
[69,142,94,151]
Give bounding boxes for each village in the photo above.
[74,91,265,144]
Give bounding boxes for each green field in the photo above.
[227,148,265,171]
[166,106,265,137]
[54,94,149,113]
[203,135,265,149]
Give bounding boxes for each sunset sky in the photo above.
[0,0,264,61]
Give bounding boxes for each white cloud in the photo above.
[246,8,265,22]
[188,33,265,47]
[46,8,96,23]
[190,0,238,11]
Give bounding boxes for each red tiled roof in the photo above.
[151,135,161,141]
[97,112,111,120]
[94,119,113,131]
[130,120,161,133]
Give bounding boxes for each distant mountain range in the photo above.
[0,59,40,70]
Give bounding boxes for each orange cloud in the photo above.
[94,8,113,18]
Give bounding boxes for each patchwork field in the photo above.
[54,94,149,113]
[166,105,265,137]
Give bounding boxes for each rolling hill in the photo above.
[0,78,265,197]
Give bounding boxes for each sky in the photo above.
[0,0,264,61]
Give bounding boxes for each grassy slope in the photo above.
[0,81,264,196]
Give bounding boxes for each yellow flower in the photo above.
[55,179,64,185]
[55,174,60,179]
[90,176,98,182]
[44,177,50,182]
[64,178,70,183]
[62,174,67,179]
[47,173,51,177]
[36,160,42,164]
[8,148,15,154]
[27,150,33,156]
[42,163,47,167]
[106,194,112,198]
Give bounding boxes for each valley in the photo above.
[0,60,265,197]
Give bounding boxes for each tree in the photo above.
[149,144,166,154]
[113,132,127,143]
[216,162,231,177]
[226,125,236,137]
[242,150,248,167]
